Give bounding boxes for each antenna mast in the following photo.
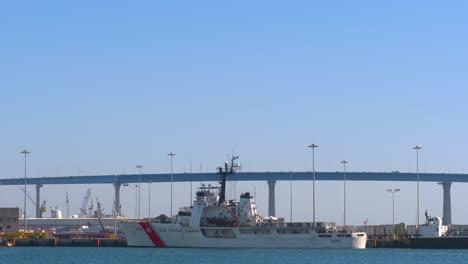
[217,155,240,206]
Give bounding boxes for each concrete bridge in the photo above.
[1,171,466,224]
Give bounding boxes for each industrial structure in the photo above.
[0,208,19,232]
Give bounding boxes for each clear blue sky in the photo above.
[1,1,467,225]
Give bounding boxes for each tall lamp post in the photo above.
[413,145,422,235]
[168,152,176,217]
[307,144,318,225]
[136,165,143,220]
[341,160,348,227]
[387,188,400,239]
[290,171,293,222]
[134,184,138,219]
[190,161,193,206]
[113,176,117,235]
[20,150,30,232]
[148,180,152,219]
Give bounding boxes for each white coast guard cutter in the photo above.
[121,156,367,249]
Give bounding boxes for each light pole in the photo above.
[413,145,422,235]
[113,176,117,235]
[341,160,348,227]
[136,165,143,220]
[148,180,152,219]
[290,171,293,222]
[307,144,318,225]
[168,152,176,217]
[190,161,193,206]
[134,184,138,219]
[387,188,400,239]
[113,199,117,235]
[20,150,30,232]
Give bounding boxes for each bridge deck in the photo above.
[1,172,467,185]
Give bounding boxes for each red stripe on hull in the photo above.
[139,222,165,247]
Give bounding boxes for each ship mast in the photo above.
[217,155,240,206]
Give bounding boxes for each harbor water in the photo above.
[1,247,468,264]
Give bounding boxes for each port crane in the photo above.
[19,187,46,218]
[94,199,107,235]
[78,188,92,218]
[87,198,94,218]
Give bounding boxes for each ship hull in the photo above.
[121,221,367,249]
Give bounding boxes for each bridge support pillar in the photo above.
[36,184,42,218]
[267,180,276,217]
[441,182,452,225]
[114,182,121,217]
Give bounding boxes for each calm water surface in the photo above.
[1,248,467,264]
